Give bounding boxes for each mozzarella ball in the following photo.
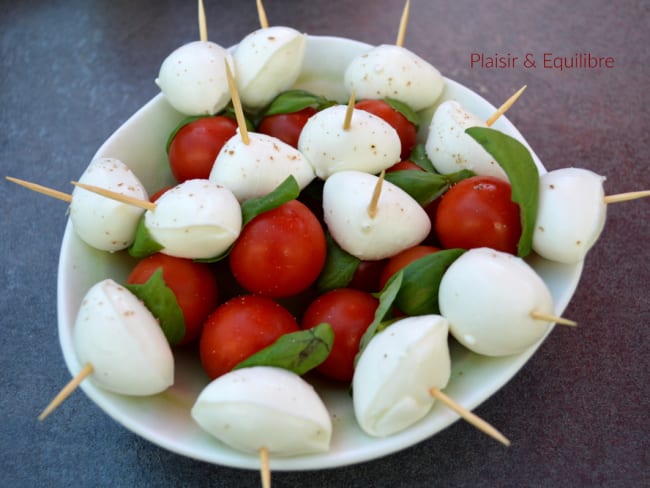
[210,130,315,202]
[234,26,306,110]
[73,279,174,396]
[145,179,242,259]
[70,157,148,252]
[191,366,332,456]
[439,248,554,356]
[298,105,401,179]
[533,167,607,264]
[344,44,444,112]
[425,100,507,180]
[322,171,431,260]
[353,315,450,437]
[155,41,231,116]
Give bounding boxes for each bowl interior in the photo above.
[57,35,583,470]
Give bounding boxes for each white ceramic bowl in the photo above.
[57,36,583,470]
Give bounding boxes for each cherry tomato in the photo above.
[168,115,238,182]
[126,253,219,346]
[435,175,521,254]
[348,259,387,293]
[355,99,417,160]
[301,288,378,382]
[386,160,421,172]
[199,295,300,379]
[149,186,173,202]
[257,107,317,148]
[229,200,327,298]
[378,245,440,290]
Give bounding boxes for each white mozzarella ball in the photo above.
[145,179,242,259]
[70,157,148,252]
[533,167,607,264]
[439,248,554,356]
[344,44,444,112]
[322,171,431,260]
[155,41,231,116]
[425,100,507,180]
[73,279,174,396]
[298,105,401,179]
[191,366,332,456]
[234,26,306,110]
[209,131,315,202]
[353,315,450,437]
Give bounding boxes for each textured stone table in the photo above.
[1,1,648,486]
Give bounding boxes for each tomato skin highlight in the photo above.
[168,115,238,182]
[126,253,219,346]
[229,200,327,298]
[302,288,379,382]
[435,175,522,255]
[257,107,317,148]
[378,245,441,290]
[199,295,300,379]
[355,99,417,160]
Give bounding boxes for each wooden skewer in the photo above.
[6,176,72,203]
[71,181,157,211]
[259,447,271,488]
[257,0,269,29]
[429,387,511,446]
[198,0,208,42]
[485,85,527,127]
[38,363,94,421]
[367,170,385,219]
[395,0,410,47]
[343,91,356,131]
[603,190,650,204]
[530,311,577,327]
[224,60,250,145]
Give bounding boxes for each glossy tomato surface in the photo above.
[434,175,521,254]
[126,253,219,346]
[257,107,317,148]
[199,295,300,379]
[168,115,238,182]
[302,288,378,382]
[229,200,327,298]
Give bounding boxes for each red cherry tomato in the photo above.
[229,200,327,298]
[126,253,219,346]
[168,115,238,182]
[149,186,173,202]
[199,295,300,379]
[348,259,387,293]
[386,160,421,172]
[435,175,521,254]
[302,288,379,382]
[378,245,440,290]
[355,99,417,160]
[257,107,317,148]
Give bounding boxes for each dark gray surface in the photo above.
[1,1,648,486]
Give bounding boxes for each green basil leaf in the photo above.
[317,233,360,291]
[233,323,334,375]
[128,216,164,259]
[394,248,465,315]
[241,175,300,226]
[263,90,335,116]
[384,97,420,128]
[124,268,185,345]
[465,127,539,257]
[408,144,436,172]
[384,168,475,206]
[355,271,404,366]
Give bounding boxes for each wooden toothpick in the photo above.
[71,181,157,211]
[224,60,250,145]
[367,170,385,219]
[343,91,356,131]
[429,387,511,446]
[259,447,271,488]
[198,0,208,41]
[530,311,577,327]
[38,363,94,421]
[6,176,72,203]
[257,0,269,29]
[485,85,527,127]
[603,190,650,204]
[395,0,410,47]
